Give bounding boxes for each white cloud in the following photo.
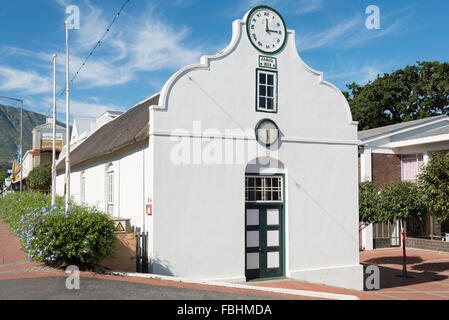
[126,21,202,72]
[326,61,397,87]
[0,65,52,94]
[39,95,123,119]
[75,1,110,51]
[1,1,203,94]
[53,0,71,6]
[238,0,323,16]
[294,0,324,15]
[296,16,361,51]
[296,8,415,52]
[64,99,123,119]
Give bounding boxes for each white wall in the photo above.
[56,141,150,233]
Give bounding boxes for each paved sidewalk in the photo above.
[0,219,320,300]
[2,217,449,300]
[247,248,449,300]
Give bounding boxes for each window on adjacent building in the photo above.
[372,221,400,246]
[245,176,283,202]
[401,153,424,182]
[256,69,277,113]
[106,164,114,216]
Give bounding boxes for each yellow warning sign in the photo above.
[115,222,125,232]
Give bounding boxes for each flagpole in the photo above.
[19,99,23,193]
[51,54,57,206]
[65,20,70,212]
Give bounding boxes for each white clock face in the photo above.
[246,6,287,54]
[256,119,279,146]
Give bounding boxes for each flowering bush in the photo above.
[0,192,115,268]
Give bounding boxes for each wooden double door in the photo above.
[245,204,284,280]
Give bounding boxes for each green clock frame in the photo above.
[246,5,288,55]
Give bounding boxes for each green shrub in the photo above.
[0,192,115,268]
[27,164,51,191]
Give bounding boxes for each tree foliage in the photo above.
[418,152,449,223]
[0,171,8,187]
[27,164,51,191]
[378,181,426,223]
[359,181,426,225]
[359,181,381,226]
[345,61,449,130]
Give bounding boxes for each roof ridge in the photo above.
[360,115,447,133]
[358,115,448,141]
[56,93,160,171]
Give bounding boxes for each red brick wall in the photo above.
[372,153,401,188]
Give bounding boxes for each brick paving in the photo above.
[2,217,449,300]
[248,248,449,300]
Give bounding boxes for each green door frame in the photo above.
[245,173,285,280]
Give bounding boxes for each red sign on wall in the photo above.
[146,198,152,216]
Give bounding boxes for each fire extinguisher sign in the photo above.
[146,197,152,216]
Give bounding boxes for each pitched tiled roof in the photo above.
[358,115,448,141]
[56,94,160,171]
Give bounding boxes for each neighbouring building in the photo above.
[56,6,363,290]
[12,117,66,190]
[359,115,449,250]
[70,111,123,145]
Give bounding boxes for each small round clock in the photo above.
[255,119,279,146]
[246,6,287,55]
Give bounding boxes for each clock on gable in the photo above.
[255,119,279,146]
[246,6,287,55]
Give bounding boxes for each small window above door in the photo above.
[245,175,283,202]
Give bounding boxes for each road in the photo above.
[0,276,281,300]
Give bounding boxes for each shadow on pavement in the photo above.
[412,262,449,273]
[363,255,423,265]
[362,263,447,290]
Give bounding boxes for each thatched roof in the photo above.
[56,93,160,171]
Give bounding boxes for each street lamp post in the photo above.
[0,95,23,193]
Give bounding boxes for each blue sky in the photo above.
[0,0,448,122]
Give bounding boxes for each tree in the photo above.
[378,181,427,277]
[378,181,427,224]
[345,61,449,130]
[359,181,381,230]
[27,164,51,192]
[0,171,7,187]
[418,151,449,224]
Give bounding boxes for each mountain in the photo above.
[0,104,66,172]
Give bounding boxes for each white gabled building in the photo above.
[56,6,363,290]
